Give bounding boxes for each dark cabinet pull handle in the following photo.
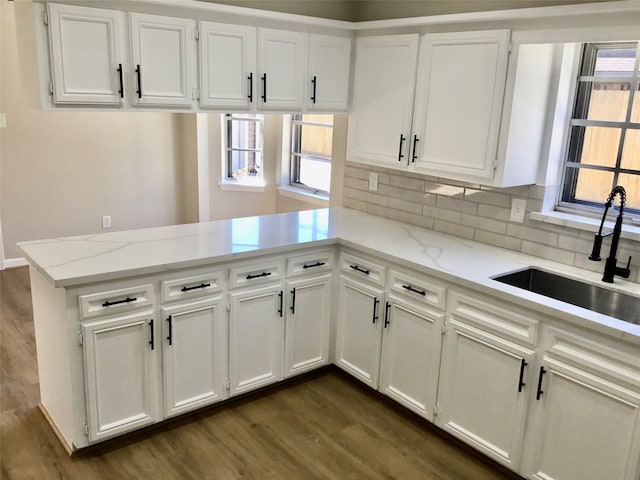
[261,73,267,102]
[384,302,391,328]
[372,297,379,324]
[518,359,527,392]
[247,72,253,102]
[397,134,406,162]
[117,63,124,98]
[102,296,137,307]
[166,316,173,346]
[181,282,211,292]
[246,272,272,280]
[290,288,296,314]
[149,319,155,350]
[278,290,283,317]
[311,75,317,103]
[349,264,370,275]
[411,134,419,163]
[402,284,426,296]
[303,261,325,269]
[536,366,546,400]
[135,65,142,98]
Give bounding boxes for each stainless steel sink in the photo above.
[493,268,640,325]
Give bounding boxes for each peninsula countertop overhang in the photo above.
[17,207,640,344]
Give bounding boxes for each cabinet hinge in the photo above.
[83,423,89,436]
[493,159,498,171]
[441,324,446,336]
[225,301,231,312]
[433,405,439,418]
[225,378,230,391]
[77,332,83,346]
[196,89,200,101]
[48,81,54,96]
[507,42,513,54]
[195,28,199,41]
[43,10,49,26]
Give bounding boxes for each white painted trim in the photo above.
[277,186,329,207]
[0,220,5,270]
[530,211,640,243]
[4,257,29,269]
[217,181,266,193]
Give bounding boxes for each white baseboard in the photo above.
[3,257,28,269]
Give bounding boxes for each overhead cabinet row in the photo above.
[44,3,351,111]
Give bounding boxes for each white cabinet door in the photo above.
[347,34,419,168]
[284,274,331,378]
[81,310,160,443]
[437,318,534,470]
[412,30,510,181]
[257,28,306,111]
[161,297,228,418]
[129,13,196,107]
[199,22,256,110]
[229,284,284,395]
[47,3,126,105]
[307,34,351,112]
[335,276,385,388]
[378,296,443,421]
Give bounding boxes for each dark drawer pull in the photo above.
[402,284,426,296]
[247,271,272,280]
[102,296,137,307]
[303,261,325,269]
[372,297,379,324]
[349,264,370,275]
[166,316,173,346]
[135,64,142,98]
[181,282,211,292]
[536,366,547,400]
[518,359,527,393]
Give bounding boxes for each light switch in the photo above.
[369,172,379,191]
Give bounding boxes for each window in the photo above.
[224,113,264,184]
[560,42,640,215]
[290,114,333,196]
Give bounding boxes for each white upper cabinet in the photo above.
[411,30,510,181]
[129,13,196,107]
[46,3,126,105]
[257,28,307,111]
[307,34,352,112]
[347,34,420,167]
[198,22,256,110]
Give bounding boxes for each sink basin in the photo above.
[493,268,640,325]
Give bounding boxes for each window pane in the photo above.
[582,82,632,122]
[229,119,262,150]
[570,125,621,167]
[632,84,640,123]
[593,47,636,77]
[228,150,262,179]
[621,129,640,170]
[297,157,331,192]
[574,168,614,204]
[301,124,333,157]
[617,173,640,210]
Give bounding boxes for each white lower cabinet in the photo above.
[161,297,228,418]
[81,309,161,443]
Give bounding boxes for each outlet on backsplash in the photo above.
[510,199,526,223]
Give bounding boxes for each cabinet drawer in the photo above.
[79,284,155,320]
[340,250,385,286]
[229,259,285,289]
[388,268,445,310]
[287,250,334,277]
[161,270,224,303]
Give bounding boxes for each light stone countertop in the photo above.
[17,207,640,344]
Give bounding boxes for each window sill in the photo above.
[218,180,266,193]
[530,210,640,243]
[277,186,329,207]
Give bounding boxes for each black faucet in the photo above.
[589,185,632,283]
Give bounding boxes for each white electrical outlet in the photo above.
[369,172,379,191]
[102,215,112,229]
[510,199,526,223]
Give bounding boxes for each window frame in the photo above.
[221,113,265,189]
[289,113,333,197]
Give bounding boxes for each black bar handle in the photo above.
[247,72,253,102]
[117,63,124,98]
[349,264,370,275]
[384,302,391,328]
[247,272,272,280]
[290,288,296,314]
[166,316,173,346]
[397,134,406,162]
[261,73,267,102]
[102,296,137,307]
[303,261,325,269]
[135,64,142,98]
[411,134,419,163]
[518,359,527,392]
[372,297,379,324]
[278,290,283,317]
[181,282,211,292]
[402,284,426,296]
[311,75,317,104]
[536,366,546,400]
[149,319,155,350]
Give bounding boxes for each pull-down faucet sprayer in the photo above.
[589,185,632,283]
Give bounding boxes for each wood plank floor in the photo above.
[1,266,520,480]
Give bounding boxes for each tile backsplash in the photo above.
[342,162,640,284]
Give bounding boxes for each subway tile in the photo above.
[474,230,522,251]
[343,187,359,199]
[477,204,512,221]
[464,188,510,208]
[389,197,424,215]
[507,224,558,246]
[558,235,593,255]
[527,185,548,200]
[481,185,532,197]
[425,182,465,197]
[379,184,436,205]
[343,197,367,211]
[433,220,475,240]
[461,214,507,234]
[396,211,435,229]
[367,204,395,219]
[521,241,575,265]
[344,166,372,180]
[437,196,479,214]
[357,191,388,207]
[377,172,390,185]
[389,174,425,192]
[438,178,481,189]
[423,205,462,224]
[345,160,369,170]
[343,176,369,191]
